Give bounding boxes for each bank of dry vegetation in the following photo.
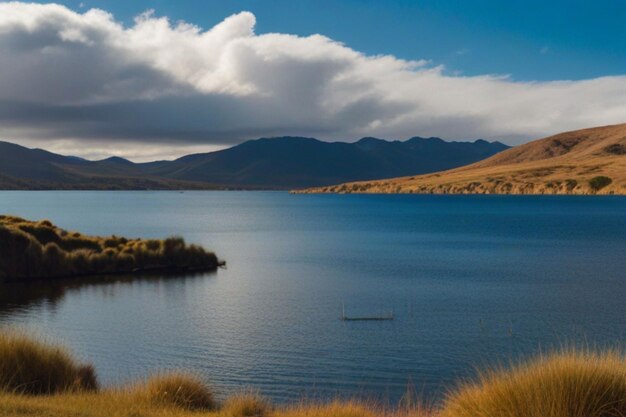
[296,123,626,195]
[0,331,625,417]
[0,215,222,281]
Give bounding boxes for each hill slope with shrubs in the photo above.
[0,215,222,281]
[297,123,626,195]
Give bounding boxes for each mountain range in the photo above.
[0,136,509,190]
[296,123,626,195]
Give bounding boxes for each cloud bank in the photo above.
[1,2,626,160]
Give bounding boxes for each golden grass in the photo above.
[441,349,626,417]
[221,391,272,417]
[130,372,216,411]
[0,331,625,417]
[0,330,97,395]
[0,215,222,281]
[0,391,214,417]
[0,394,431,417]
[275,400,377,417]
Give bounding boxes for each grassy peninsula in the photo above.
[1,331,625,417]
[0,215,222,281]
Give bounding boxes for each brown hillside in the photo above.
[296,123,626,195]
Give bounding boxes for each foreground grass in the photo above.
[0,394,432,417]
[0,331,624,417]
[0,331,96,395]
[442,350,626,417]
[0,215,222,281]
[0,392,204,417]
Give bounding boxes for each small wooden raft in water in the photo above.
[340,303,394,321]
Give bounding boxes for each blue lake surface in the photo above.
[0,191,625,403]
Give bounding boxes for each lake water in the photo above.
[0,191,625,403]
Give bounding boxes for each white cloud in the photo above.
[0,2,626,160]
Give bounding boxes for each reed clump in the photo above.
[440,349,626,417]
[221,391,272,417]
[0,330,97,395]
[131,373,216,411]
[0,215,222,281]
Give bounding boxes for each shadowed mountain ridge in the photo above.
[0,136,509,190]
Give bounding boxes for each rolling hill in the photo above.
[295,123,626,195]
[0,136,508,190]
[296,124,626,195]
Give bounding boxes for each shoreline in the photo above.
[0,262,226,284]
[0,330,625,417]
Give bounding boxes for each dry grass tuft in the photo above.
[221,391,272,417]
[441,349,626,417]
[275,399,433,417]
[275,400,378,417]
[0,330,97,395]
[131,372,216,411]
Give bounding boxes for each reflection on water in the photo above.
[0,271,216,316]
[0,192,625,403]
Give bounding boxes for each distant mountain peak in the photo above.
[408,136,444,141]
[98,156,133,165]
[356,137,386,143]
[251,136,321,144]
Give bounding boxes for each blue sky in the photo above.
[1,1,626,159]
[27,0,626,81]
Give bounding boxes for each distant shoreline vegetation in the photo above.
[0,215,223,281]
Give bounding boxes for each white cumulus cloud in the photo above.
[1,2,626,160]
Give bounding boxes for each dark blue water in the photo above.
[0,192,625,403]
